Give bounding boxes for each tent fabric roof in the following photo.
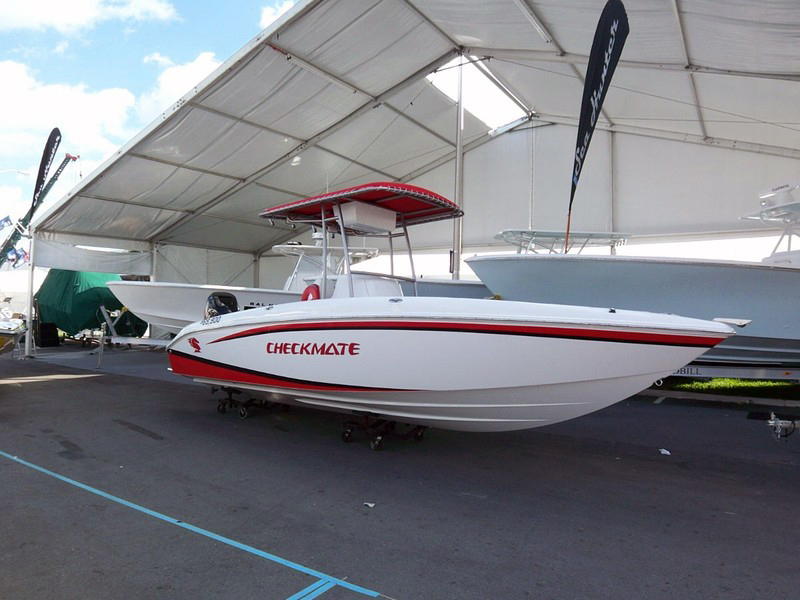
[33,0,800,255]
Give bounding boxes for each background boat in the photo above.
[467,252,799,372]
[467,190,800,377]
[0,317,26,355]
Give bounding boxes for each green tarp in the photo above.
[34,270,146,336]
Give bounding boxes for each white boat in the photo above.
[0,316,25,356]
[0,265,47,317]
[106,281,301,334]
[468,253,798,369]
[167,182,734,435]
[466,189,800,373]
[107,242,378,334]
[108,240,490,334]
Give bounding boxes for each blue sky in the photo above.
[3,2,286,94]
[0,0,296,224]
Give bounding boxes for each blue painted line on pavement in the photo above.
[287,579,337,599]
[304,581,337,599]
[0,450,380,598]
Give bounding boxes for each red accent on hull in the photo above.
[209,319,727,348]
[168,351,402,393]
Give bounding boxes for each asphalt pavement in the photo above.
[1,347,797,599]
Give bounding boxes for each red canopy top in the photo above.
[260,182,462,234]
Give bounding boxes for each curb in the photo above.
[639,388,800,409]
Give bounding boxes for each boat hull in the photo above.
[167,297,732,431]
[107,281,301,333]
[467,254,800,369]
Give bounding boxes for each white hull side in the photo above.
[0,319,26,355]
[107,281,301,333]
[467,254,800,368]
[167,297,732,431]
[185,372,680,432]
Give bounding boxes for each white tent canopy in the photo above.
[30,0,800,283]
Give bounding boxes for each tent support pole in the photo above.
[452,53,464,280]
[150,243,158,282]
[23,230,36,358]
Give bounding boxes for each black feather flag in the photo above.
[30,127,62,213]
[566,0,629,246]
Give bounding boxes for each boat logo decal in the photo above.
[266,341,360,356]
[188,337,202,353]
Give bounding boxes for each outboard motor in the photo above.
[204,292,238,319]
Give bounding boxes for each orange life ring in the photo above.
[301,284,321,301]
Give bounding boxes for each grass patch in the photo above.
[663,377,800,400]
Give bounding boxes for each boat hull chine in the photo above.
[173,365,673,432]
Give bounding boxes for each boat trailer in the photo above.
[211,387,427,449]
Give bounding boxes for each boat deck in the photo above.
[1,344,797,599]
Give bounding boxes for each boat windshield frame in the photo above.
[271,242,380,292]
[740,199,800,256]
[496,230,630,255]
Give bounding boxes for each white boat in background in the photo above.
[167,182,734,439]
[468,253,797,370]
[107,240,378,334]
[108,236,491,334]
[0,265,47,318]
[743,182,800,268]
[0,265,39,355]
[0,315,25,356]
[467,187,800,376]
[107,280,301,334]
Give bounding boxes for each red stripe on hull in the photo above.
[209,319,726,348]
[168,351,404,393]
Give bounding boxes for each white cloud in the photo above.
[0,0,177,34]
[143,52,174,68]
[0,184,25,217]
[136,52,221,124]
[260,1,296,29]
[0,50,225,221]
[0,60,136,219]
[101,0,177,21]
